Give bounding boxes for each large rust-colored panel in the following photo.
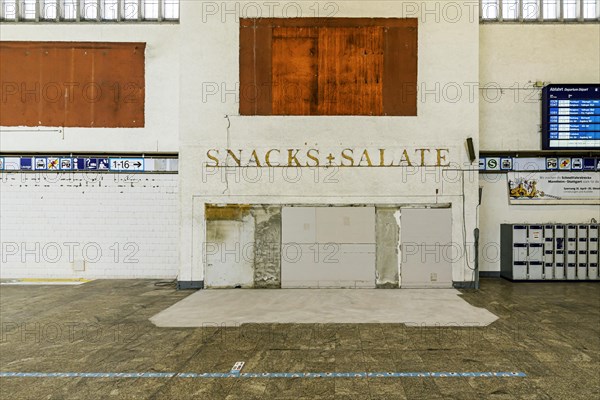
[240,18,417,116]
[0,41,145,127]
[383,27,418,116]
[317,27,384,116]
[272,27,318,115]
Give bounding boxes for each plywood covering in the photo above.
[272,27,318,115]
[0,41,145,127]
[316,27,384,115]
[240,18,417,116]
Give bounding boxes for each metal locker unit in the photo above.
[566,225,577,280]
[543,225,554,279]
[554,225,566,280]
[589,225,599,280]
[500,225,528,280]
[528,225,544,280]
[577,225,588,280]
[501,223,599,282]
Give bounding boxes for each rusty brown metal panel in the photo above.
[239,19,417,116]
[383,27,418,116]
[254,25,273,115]
[272,27,318,115]
[239,20,272,116]
[0,41,145,127]
[317,27,384,116]
[239,21,256,115]
[39,46,67,126]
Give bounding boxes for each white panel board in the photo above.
[281,244,376,288]
[205,216,255,288]
[281,207,316,243]
[315,207,376,243]
[281,206,376,288]
[400,208,453,288]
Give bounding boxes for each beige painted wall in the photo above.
[480,24,600,151]
[478,23,600,272]
[178,1,481,284]
[0,24,180,153]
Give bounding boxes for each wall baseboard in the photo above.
[453,281,476,289]
[480,271,501,278]
[177,280,204,290]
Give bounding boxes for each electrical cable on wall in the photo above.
[462,169,476,273]
[222,114,231,194]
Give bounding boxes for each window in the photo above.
[564,0,578,18]
[103,0,119,20]
[63,0,77,20]
[81,0,98,20]
[123,0,138,20]
[583,0,598,16]
[481,0,600,21]
[503,0,519,19]
[239,18,418,116]
[523,0,540,19]
[41,0,57,19]
[543,0,559,19]
[0,0,179,22]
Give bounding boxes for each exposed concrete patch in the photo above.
[376,207,399,288]
[252,206,282,288]
[150,289,499,326]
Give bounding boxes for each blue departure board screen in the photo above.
[542,84,600,150]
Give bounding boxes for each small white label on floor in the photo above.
[231,362,245,374]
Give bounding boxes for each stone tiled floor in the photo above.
[0,279,598,399]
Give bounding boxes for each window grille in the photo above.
[0,0,179,22]
[481,0,599,22]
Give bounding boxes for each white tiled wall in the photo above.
[0,173,179,279]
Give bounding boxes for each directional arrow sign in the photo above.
[109,158,145,172]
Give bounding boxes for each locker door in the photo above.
[513,225,528,243]
[554,225,565,279]
[566,225,577,251]
[589,225,599,280]
[528,225,544,243]
[543,225,554,279]
[566,225,577,280]
[528,243,543,280]
[577,225,588,280]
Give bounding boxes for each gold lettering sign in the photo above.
[205,148,453,168]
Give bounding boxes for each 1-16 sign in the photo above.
[109,158,144,172]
